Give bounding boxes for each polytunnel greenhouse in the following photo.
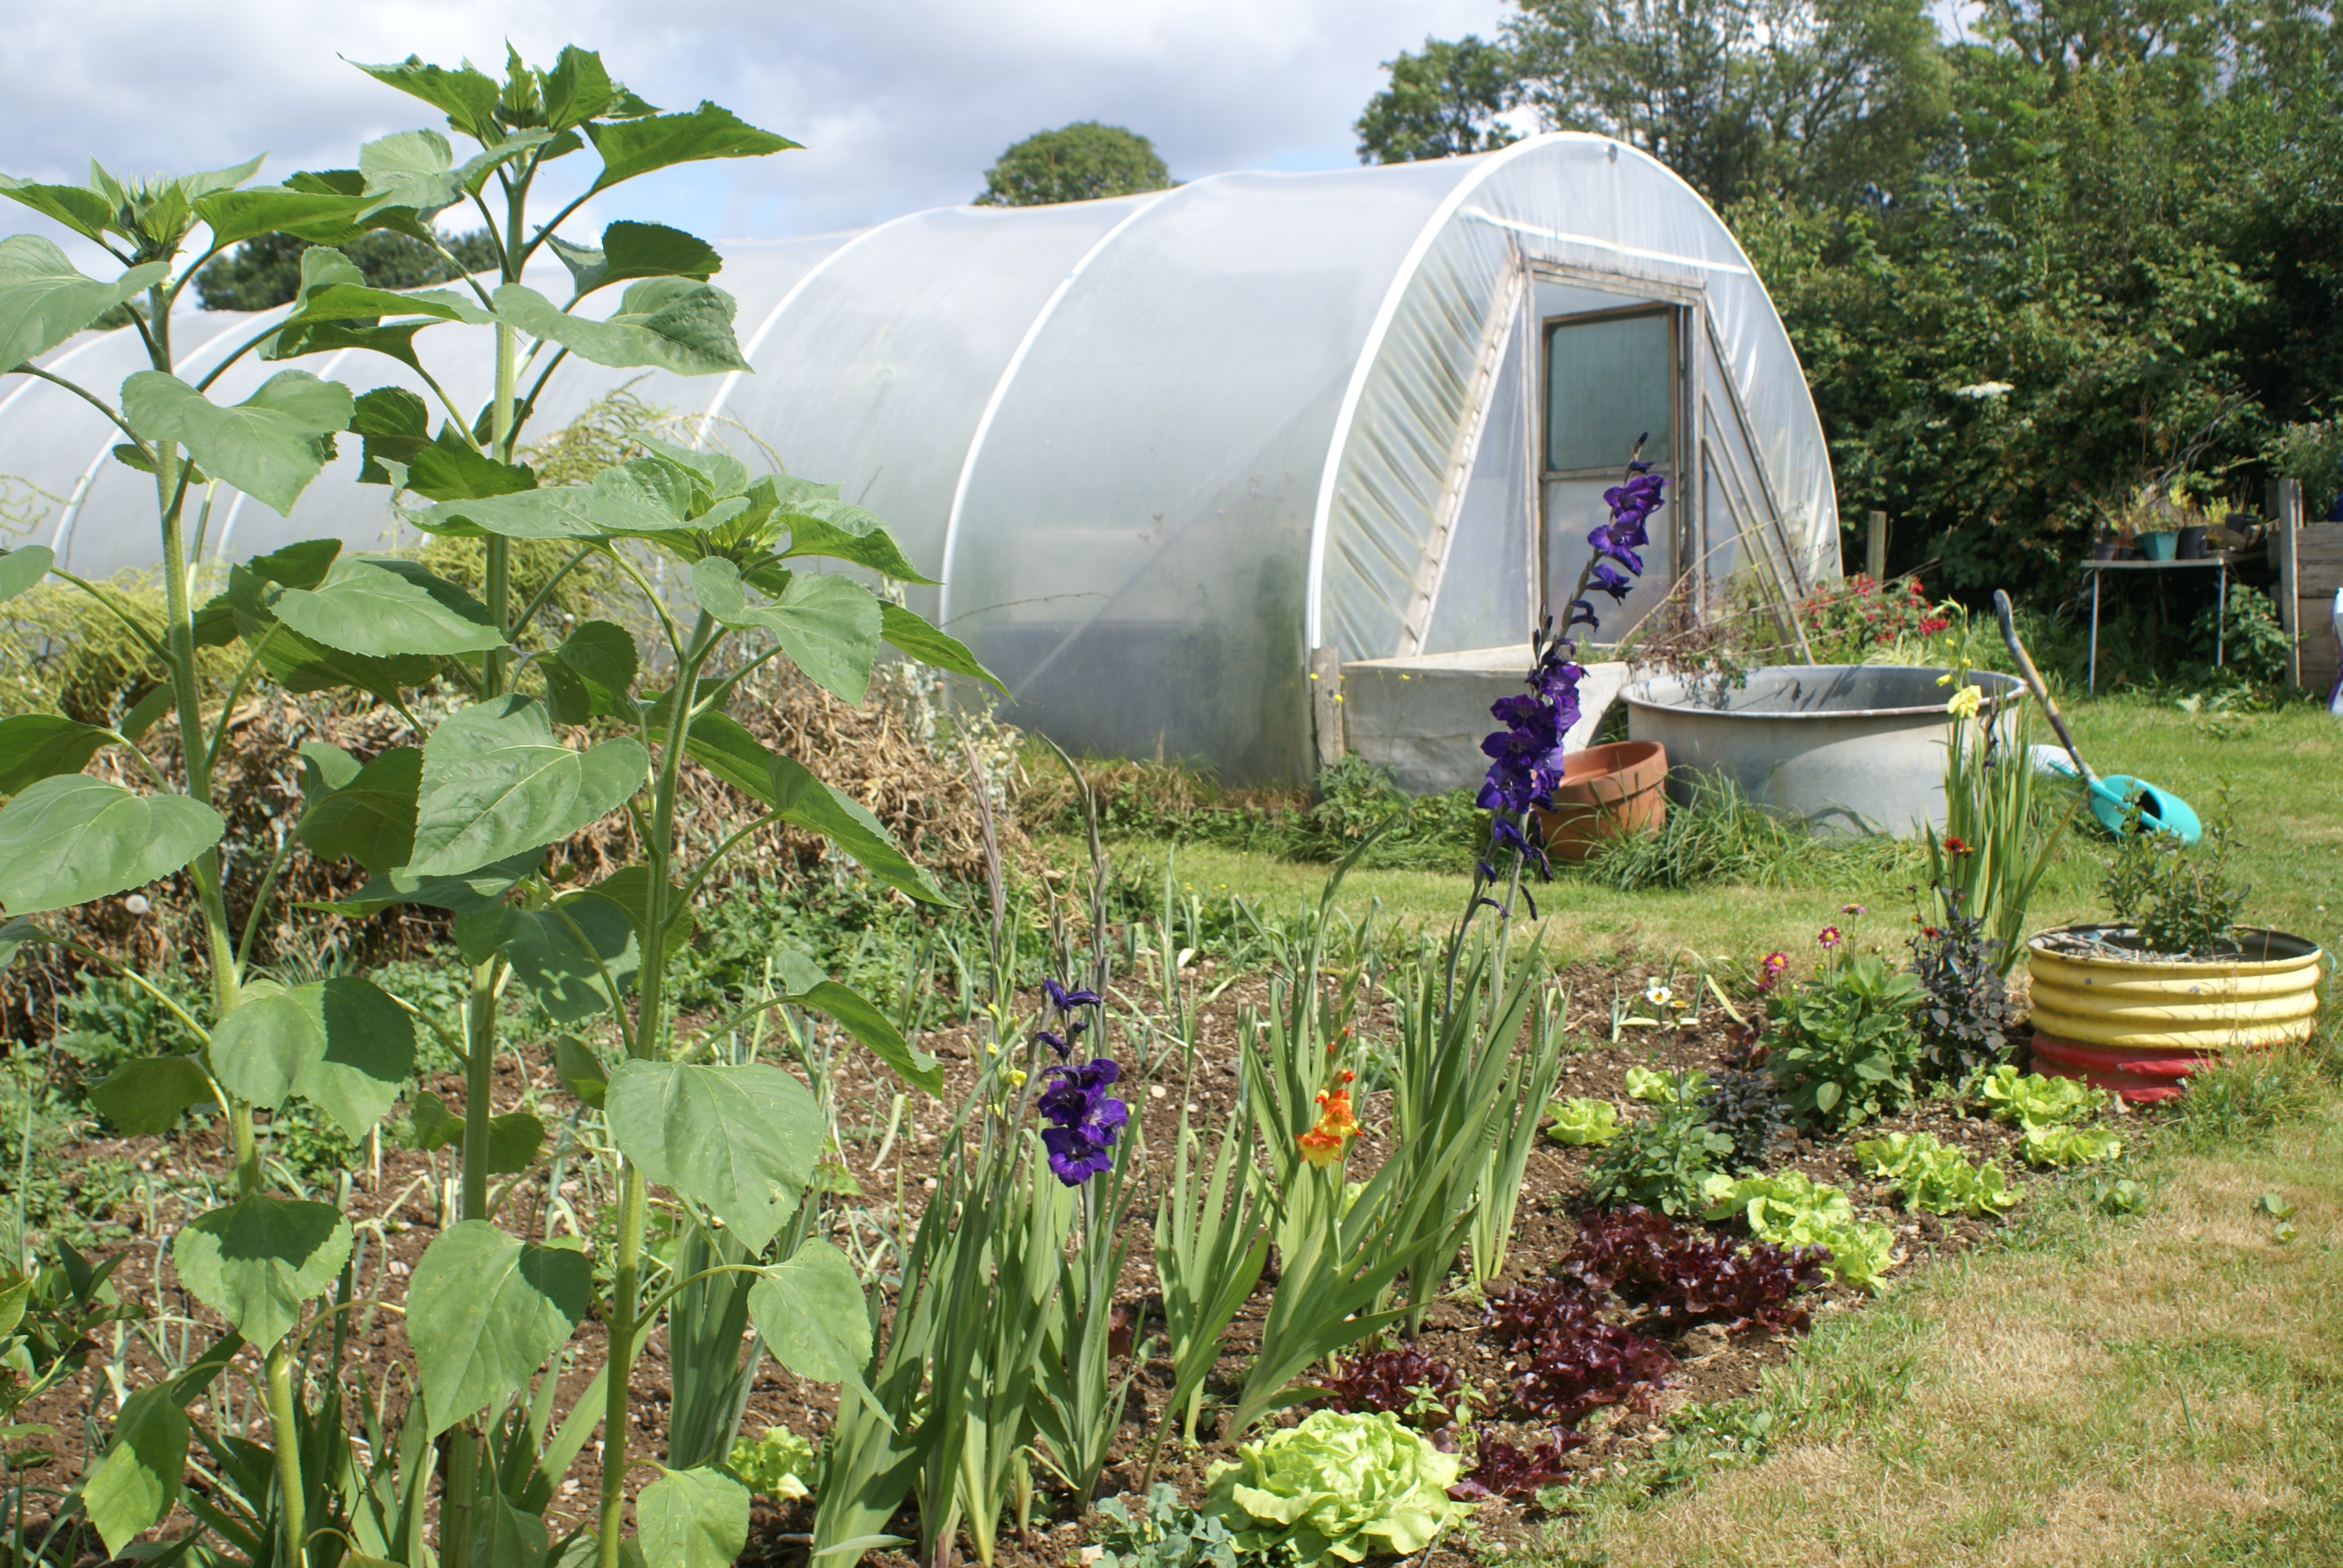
[2,131,1838,785]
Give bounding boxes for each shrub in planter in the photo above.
[2100,806,2249,958]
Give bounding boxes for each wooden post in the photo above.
[1865,510,1888,583]
[2271,478,2301,688]
[1309,645,1346,771]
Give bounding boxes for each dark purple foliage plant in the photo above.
[1447,1428,1593,1500]
[1563,1206,1825,1333]
[1323,1347,1467,1428]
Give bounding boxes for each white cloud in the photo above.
[1,0,1510,258]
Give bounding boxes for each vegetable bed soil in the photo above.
[8,953,2080,1567]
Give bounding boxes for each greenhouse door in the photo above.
[1540,303,1684,639]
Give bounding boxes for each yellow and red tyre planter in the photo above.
[2026,925,2328,1102]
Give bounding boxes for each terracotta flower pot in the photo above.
[1533,740,1668,863]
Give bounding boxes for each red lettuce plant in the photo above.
[1563,1206,1825,1333]
[1447,1428,1592,1500]
[1323,1347,1465,1427]
[1479,1284,1675,1425]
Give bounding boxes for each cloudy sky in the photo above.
[1,0,1515,264]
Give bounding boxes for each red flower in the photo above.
[1817,926,1843,949]
[1943,836,1974,857]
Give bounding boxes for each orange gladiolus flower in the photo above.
[1298,1070,1362,1167]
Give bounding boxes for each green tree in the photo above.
[193,226,499,310]
[1504,0,1945,204]
[974,122,1172,206]
[1355,36,1521,163]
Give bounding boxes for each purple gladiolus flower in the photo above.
[1035,1012,1089,1060]
[1476,444,1666,892]
[1043,978,1101,1013]
[1037,1057,1129,1185]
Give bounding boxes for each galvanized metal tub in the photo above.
[1622,665,2024,838]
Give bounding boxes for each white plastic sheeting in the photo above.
[1,132,1836,783]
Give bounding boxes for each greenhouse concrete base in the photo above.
[1340,648,1629,794]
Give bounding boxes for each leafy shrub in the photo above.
[1449,1429,1590,1500]
[2191,587,2293,688]
[1323,1348,1466,1428]
[1588,1097,1733,1216]
[2094,1177,2149,1215]
[1698,1068,1786,1170]
[1092,1483,1240,1568]
[1765,956,1924,1127]
[1700,1172,1898,1290]
[1203,1411,1464,1564]
[1850,1132,2020,1217]
[1561,1206,1824,1331]
[1907,901,2016,1082]
[728,1425,818,1501]
[1979,1067,2101,1128]
[1542,1096,1620,1145]
[1798,573,1949,662]
[2100,806,2250,955]
[2020,1124,2124,1168]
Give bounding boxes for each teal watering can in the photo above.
[1995,591,2201,846]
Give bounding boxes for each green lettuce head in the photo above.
[1204,1410,1463,1563]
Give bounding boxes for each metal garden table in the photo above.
[2078,554,2243,694]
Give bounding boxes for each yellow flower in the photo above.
[1008,1068,1027,1089]
[1946,684,1983,718]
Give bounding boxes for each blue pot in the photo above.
[2141,531,2178,561]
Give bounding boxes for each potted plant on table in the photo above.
[2025,806,2327,1101]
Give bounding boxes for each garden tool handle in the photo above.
[1993,589,2095,786]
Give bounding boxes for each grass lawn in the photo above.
[1545,1059,2343,1567]
[1055,697,2343,970]
[1041,693,2341,1567]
